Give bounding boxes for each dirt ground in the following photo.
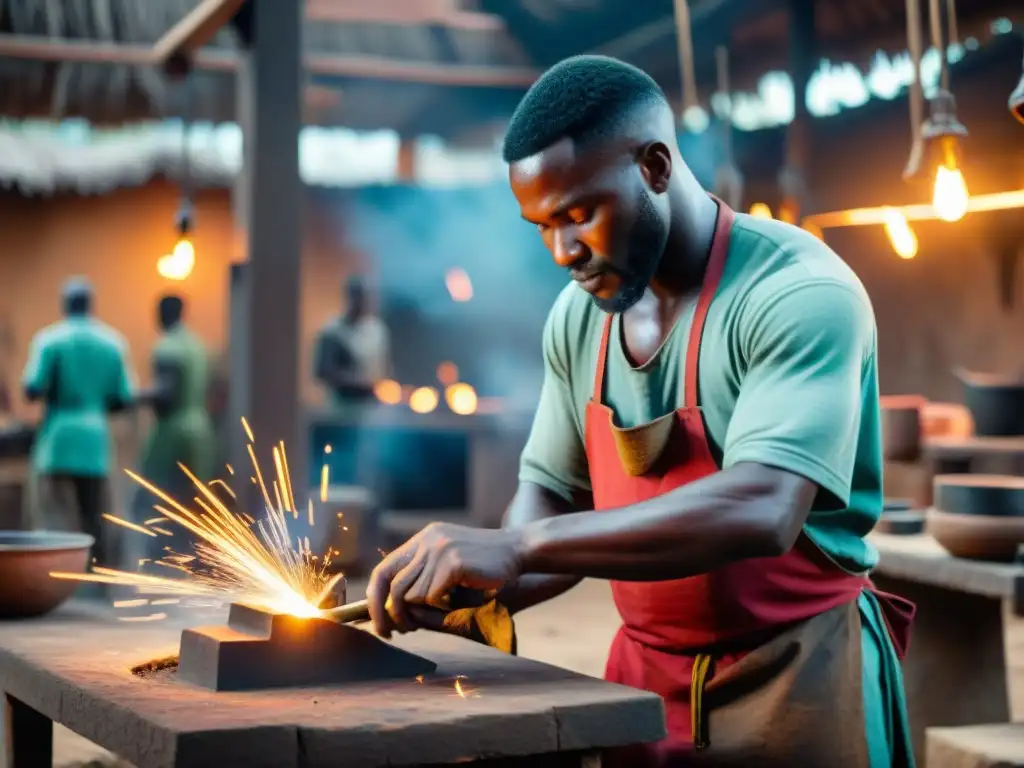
[16,579,621,768]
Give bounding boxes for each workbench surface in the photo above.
[0,603,664,768]
[869,531,1024,604]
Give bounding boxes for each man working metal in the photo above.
[22,278,134,568]
[134,295,215,554]
[367,56,916,767]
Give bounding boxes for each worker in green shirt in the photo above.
[367,56,916,767]
[134,295,215,556]
[22,278,134,568]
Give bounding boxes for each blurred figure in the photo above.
[313,275,390,488]
[22,278,133,567]
[314,276,390,414]
[134,295,215,553]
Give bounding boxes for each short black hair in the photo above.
[345,275,366,296]
[158,294,184,324]
[502,55,668,164]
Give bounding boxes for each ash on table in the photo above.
[130,655,179,681]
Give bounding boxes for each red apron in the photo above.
[585,200,914,765]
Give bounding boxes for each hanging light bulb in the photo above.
[930,134,969,222]
[883,208,919,259]
[1009,49,1024,124]
[157,199,196,281]
[749,202,773,219]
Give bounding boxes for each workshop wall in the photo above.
[0,181,359,419]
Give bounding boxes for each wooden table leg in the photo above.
[1003,600,1024,722]
[3,694,52,768]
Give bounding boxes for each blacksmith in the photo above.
[367,56,915,767]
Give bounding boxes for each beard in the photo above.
[593,193,668,314]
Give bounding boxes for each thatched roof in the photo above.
[0,0,536,135]
[3,0,1016,136]
[0,122,506,194]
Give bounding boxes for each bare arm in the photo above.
[497,482,587,614]
[136,359,182,416]
[518,463,814,581]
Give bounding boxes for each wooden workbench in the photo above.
[870,532,1024,763]
[0,603,664,768]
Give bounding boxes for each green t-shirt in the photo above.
[519,213,883,574]
[152,325,211,423]
[142,325,215,483]
[22,316,135,477]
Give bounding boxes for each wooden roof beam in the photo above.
[305,0,505,31]
[152,0,249,72]
[0,35,539,88]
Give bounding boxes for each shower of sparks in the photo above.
[103,513,157,538]
[50,421,348,619]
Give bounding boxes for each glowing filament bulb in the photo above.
[445,383,478,415]
[932,165,969,223]
[409,386,439,414]
[748,202,773,219]
[373,378,402,405]
[883,208,918,260]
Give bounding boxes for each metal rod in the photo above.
[325,598,370,623]
[672,0,700,111]
[905,0,924,143]
[715,45,734,163]
[944,0,959,92]
[946,0,960,47]
[927,0,949,91]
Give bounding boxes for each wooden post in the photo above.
[395,136,418,182]
[228,0,306,514]
[779,0,815,222]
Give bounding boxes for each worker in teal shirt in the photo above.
[366,56,916,767]
[133,295,215,557]
[22,278,134,568]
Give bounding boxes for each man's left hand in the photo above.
[367,522,526,639]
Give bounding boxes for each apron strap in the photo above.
[683,198,736,410]
[592,314,615,403]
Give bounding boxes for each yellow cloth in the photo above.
[440,599,517,655]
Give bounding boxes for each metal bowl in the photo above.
[0,531,93,619]
[955,369,1024,437]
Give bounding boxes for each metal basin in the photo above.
[956,369,1024,437]
[0,531,93,618]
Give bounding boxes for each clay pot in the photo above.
[955,369,1024,437]
[927,508,1024,562]
[933,474,1024,517]
[880,395,925,462]
[0,531,93,618]
[921,401,974,440]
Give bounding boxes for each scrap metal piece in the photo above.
[178,602,437,691]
